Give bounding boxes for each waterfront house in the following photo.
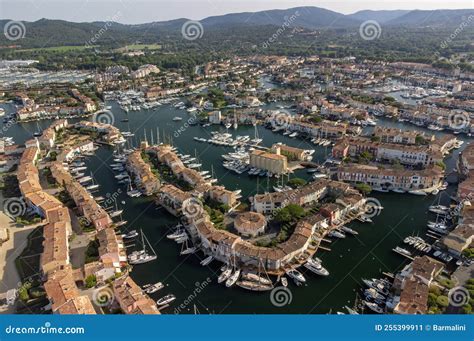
[157,184,192,216]
[334,164,444,191]
[234,212,266,237]
[208,186,238,207]
[393,277,429,314]
[97,228,127,271]
[249,150,288,175]
[126,150,161,196]
[44,266,96,315]
[442,223,474,256]
[41,208,72,275]
[112,276,160,314]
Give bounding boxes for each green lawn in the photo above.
[17,45,98,52]
[116,44,162,52]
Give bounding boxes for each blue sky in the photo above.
[0,0,472,23]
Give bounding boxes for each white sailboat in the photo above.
[218,267,233,283]
[128,230,157,265]
[250,124,263,145]
[225,269,241,287]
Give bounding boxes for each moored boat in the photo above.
[156,294,176,306]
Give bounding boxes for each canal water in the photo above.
[0,100,470,314]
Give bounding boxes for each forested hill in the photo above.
[0,7,473,49]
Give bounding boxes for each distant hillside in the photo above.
[386,9,474,26]
[348,10,410,23]
[1,7,473,49]
[202,7,361,29]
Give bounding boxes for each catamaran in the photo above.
[128,230,157,265]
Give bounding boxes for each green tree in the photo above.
[287,178,307,189]
[415,135,427,145]
[85,275,97,288]
[275,204,305,223]
[436,295,449,308]
[355,183,372,195]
